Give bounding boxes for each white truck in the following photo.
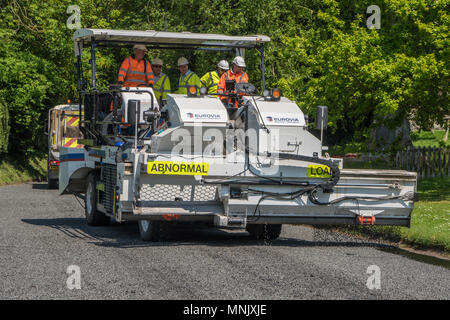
[46,103,83,189]
[59,29,417,241]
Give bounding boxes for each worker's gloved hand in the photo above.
[117,81,124,86]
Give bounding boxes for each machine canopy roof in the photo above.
[73,29,270,48]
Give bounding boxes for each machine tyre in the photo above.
[85,172,109,226]
[246,224,282,240]
[138,220,161,242]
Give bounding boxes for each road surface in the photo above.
[0,183,448,299]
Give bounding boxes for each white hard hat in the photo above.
[217,60,229,70]
[151,58,163,66]
[133,44,148,52]
[232,56,246,68]
[178,57,189,66]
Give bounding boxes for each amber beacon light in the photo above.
[187,85,198,97]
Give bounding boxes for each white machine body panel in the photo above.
[164,94,228,127]
[246,97,306,127]
[121,87,159,124]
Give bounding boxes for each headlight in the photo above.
[271,88,281,101]
[199,86,208,95]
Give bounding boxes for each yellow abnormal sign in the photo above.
[308,165,332,178]
[147,161,209,176]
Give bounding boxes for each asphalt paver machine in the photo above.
[60,29,417,241]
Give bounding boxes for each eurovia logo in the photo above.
[266,115,299,124]
[186,113,221,120]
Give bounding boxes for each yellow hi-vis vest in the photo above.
[153,73,171,101]
[200,71,220,94]
[176,71,201,95]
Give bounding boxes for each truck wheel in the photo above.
[85,172,109,226]
[138,220,161,242]
[246,224,282,240]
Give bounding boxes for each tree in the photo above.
[0,0,447,156]
[275,0,449,149]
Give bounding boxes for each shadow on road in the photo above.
[31,183,52,190]
[21,217,391,250]
[22,218,137,243]
[379,247,450,270]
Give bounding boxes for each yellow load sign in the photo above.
[308,165,332,178]
[147,161,209,176]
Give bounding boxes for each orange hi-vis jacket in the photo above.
[118,56,155,87]
[217,70,249,107]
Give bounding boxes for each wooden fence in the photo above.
[395,147,450,177]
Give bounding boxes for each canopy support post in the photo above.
[90,38,97,90]
[258,45,266,92]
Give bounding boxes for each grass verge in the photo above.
[0,156,47,185]
[411,130,449,148]
[333,177,450,254]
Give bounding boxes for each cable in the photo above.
[276,152,341,191]
[246,185,316,222]
[149,153,222,160]
[242,152,340,191]
[247,193,268,222]
[201,168,249,184]
[250,95,270,132]
[231,99,341,190]
[203,178,310,186]
[308,189,415,206]
[73,194,85,210]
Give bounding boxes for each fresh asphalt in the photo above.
[0,182,448,299]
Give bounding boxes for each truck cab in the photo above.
[47,104,83,189]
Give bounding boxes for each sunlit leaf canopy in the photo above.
[0,0,447,156]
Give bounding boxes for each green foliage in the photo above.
[0,1,72,155]
[411,130,450,148]
[0,155,46,185]
[0,0,448,156]
[417,176,450,202]
[276,0,449,146]
[329,141,367,155]
[0,99,8,152]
